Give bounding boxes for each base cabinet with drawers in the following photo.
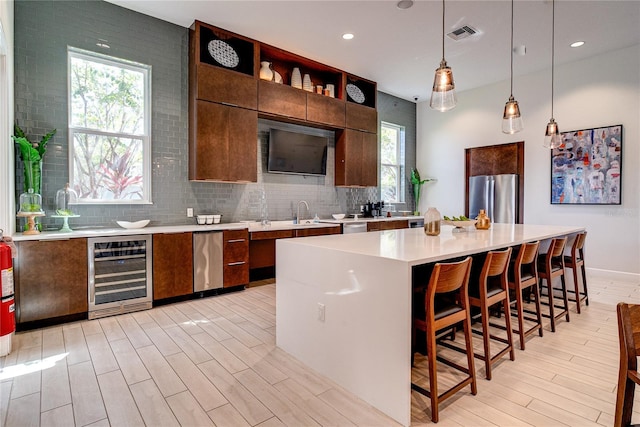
[223,229,249,287]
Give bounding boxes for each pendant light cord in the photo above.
[441,0,445,61]
[551,0,555,118]
[510,0,514,96]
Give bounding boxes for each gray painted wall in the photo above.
[14,0,416,230]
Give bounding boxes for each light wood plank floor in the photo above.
[1,274,639,426]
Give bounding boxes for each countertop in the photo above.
[276,223,586,266]
[11,215,422,241]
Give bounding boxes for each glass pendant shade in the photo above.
[430,60,457,112]
[543,118,562,149]
[502,96,524,134]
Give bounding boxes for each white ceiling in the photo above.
[105,0,640,102]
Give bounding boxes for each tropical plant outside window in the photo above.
[380,122,405,203]
[68,47,151,203]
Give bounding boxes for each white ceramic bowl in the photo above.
[196,215,206,225]
[205,215,214,225]
[116,220,150,229]
[213,214,221,224]
[332,214,346,220]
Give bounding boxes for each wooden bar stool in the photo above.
[412,257,477,423]
[508,241,543,350]
[564,232,589,313]
[468,247,515,380]
[614,303,640,427]
[538,237,570,332]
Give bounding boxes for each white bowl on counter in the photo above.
[116,220,150,229]
[332,214,346,220]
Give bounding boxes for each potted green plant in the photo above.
[411,168,435,216]
[12,124,56,195]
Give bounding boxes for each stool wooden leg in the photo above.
[533,282,544,338]
[463,315,478,395]
[560,275,570,323]
[481,301,492,380]
[581,263,589,307]
[572,265,582,314]
[503,297,515,361]
[427,325,439,422]
[544,277,557,332]
[514,288,526,350]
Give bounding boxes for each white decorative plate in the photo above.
[442,220,477,228]
[116,220,150,229]
[207,40,240,68]
[346,83,366,104]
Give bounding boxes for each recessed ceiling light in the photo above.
[570,41,585,48]
[397,0,414,10]
[342,33,354,40]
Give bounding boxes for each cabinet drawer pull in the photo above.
[227,261,246,266]
[221,101,238,107]
[227,239,246,243]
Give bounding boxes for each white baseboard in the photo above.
[587,267,640,283]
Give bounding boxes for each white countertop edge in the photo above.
[11,223,249,241]
[277,223,586,266]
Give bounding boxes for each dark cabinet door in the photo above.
[190,100,257,182]
[196,64,257,110]
[223,229,249,287]
[153,232,193,300]
[306,94,345,128]
[294,226,341,237]
[335,129,378,187]
[346,103,377,133]
[15,239,88,323]
[258,80,307,120]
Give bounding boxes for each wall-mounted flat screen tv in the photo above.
[267,128,328,176]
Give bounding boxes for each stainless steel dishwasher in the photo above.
[193,232,223,292]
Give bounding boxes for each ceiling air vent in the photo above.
[447,25,477,41]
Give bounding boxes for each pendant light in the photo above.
[502,0,523,134]
[543,0,562,149]
[430,0,456,112]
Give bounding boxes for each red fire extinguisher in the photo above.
[0,229,16,356]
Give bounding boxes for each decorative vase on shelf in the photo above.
[291,67,302,89]
[302,74,312,92]
[259,61,274,81]
[23,159,43,195]
[424,207,441,236]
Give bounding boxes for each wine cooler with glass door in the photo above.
[87,235,152,319]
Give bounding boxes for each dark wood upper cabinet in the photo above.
[196,64,257,109]
[346,103,378,133]
[190,20,378,185]
[258,80,307,120]
[190,100,257,182]
[306,93,345,128]
[335,129,378,187]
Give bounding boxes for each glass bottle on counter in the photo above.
[424,207,441,236]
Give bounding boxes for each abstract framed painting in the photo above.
[551,124,622,205]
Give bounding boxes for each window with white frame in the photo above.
[380,121,405,203]
[68,47,151,203]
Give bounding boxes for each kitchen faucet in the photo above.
[296,200,309,224]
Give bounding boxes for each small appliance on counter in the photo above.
[361,201,385,218]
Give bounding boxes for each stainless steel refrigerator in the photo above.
[468,174,518,223]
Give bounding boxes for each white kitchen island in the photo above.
[275,223,585,426]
